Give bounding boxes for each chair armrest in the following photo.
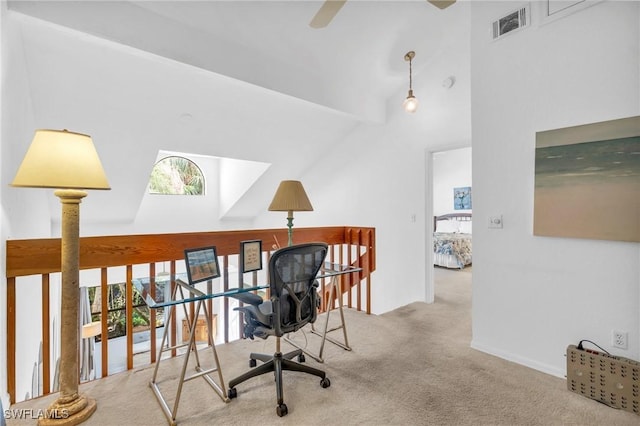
[230,292,263,306]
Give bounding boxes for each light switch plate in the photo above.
[488,215,503,229]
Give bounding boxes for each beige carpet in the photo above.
[8,267,638,425]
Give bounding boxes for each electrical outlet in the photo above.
[612,330,628,349]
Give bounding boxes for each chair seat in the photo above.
[237,302,274,339]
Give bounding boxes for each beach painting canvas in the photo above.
[534,116,640,242]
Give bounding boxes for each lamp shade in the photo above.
[12,129,111,190]
[268,180,313,212]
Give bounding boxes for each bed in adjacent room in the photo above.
[433,213,472,269]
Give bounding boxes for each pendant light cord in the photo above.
[409,57,413,91]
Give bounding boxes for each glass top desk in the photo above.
[132,275,266,426]
[133,273,266,308]
[284,261,363,363]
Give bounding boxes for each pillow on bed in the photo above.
[436,220,459,233]
[458,221,472,234]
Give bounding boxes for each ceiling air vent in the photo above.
[492,4,530,40]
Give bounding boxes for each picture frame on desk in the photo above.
[184,246,221,285]
[240,240,262,273]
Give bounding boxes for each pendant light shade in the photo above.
[403,90,419,113]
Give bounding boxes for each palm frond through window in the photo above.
[148,156,204,195]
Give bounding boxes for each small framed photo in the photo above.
[184,246,221,285]
[240,240,262,273]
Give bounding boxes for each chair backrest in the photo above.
[269,242,328,336]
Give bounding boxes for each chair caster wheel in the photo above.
[228,388,237,399]
[320,377,331,388]
[276,403,288,417]
[249,359,257,368]
[298,353,305,363]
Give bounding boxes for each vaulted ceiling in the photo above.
[6,0,471,224]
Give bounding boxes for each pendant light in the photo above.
[403,51,418,113]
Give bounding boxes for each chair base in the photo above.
[227,348,330,417]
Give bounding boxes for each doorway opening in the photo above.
[427,147,472,302]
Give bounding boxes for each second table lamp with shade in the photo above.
[268,180,313,247]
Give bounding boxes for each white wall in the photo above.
[470,1,640,377]
[1,10,58,405]
[218,156,270,219]
[433,147,472,216]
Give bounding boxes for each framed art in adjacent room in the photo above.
[453,187,472,210]
[534,115,640,242]
[240,240,262,273]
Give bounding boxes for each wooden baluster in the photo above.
[361,230,370,315]
[8,277,16,403]
[338,244,342,309]
[100,268,109,377]
[237,254,243,341]
[320,246,332,313]
[367,229,374,314]
[207,279,213,346]
[126,265,133,370]
[223,255,229,343]
[41,274,51,394]
[347,229,353,310]
[149,263,156,363]
[355,229,361,312]
[170,260,177,357]
[266,250,272,301]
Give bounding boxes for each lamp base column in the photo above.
[286,212,294,247]
[40,189,96,426]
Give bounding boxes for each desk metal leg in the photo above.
[285,275,351,363]
[149,290,228,426]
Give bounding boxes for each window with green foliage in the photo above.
[87,282,165,342]
[148,156,204,195]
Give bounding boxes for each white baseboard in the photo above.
[471,339,566,379]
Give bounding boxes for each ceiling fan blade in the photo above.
[310,0,347,29]
[427,0,456,10]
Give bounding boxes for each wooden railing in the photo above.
[5,226,375,404]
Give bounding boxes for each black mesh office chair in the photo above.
[227,242,330,417]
